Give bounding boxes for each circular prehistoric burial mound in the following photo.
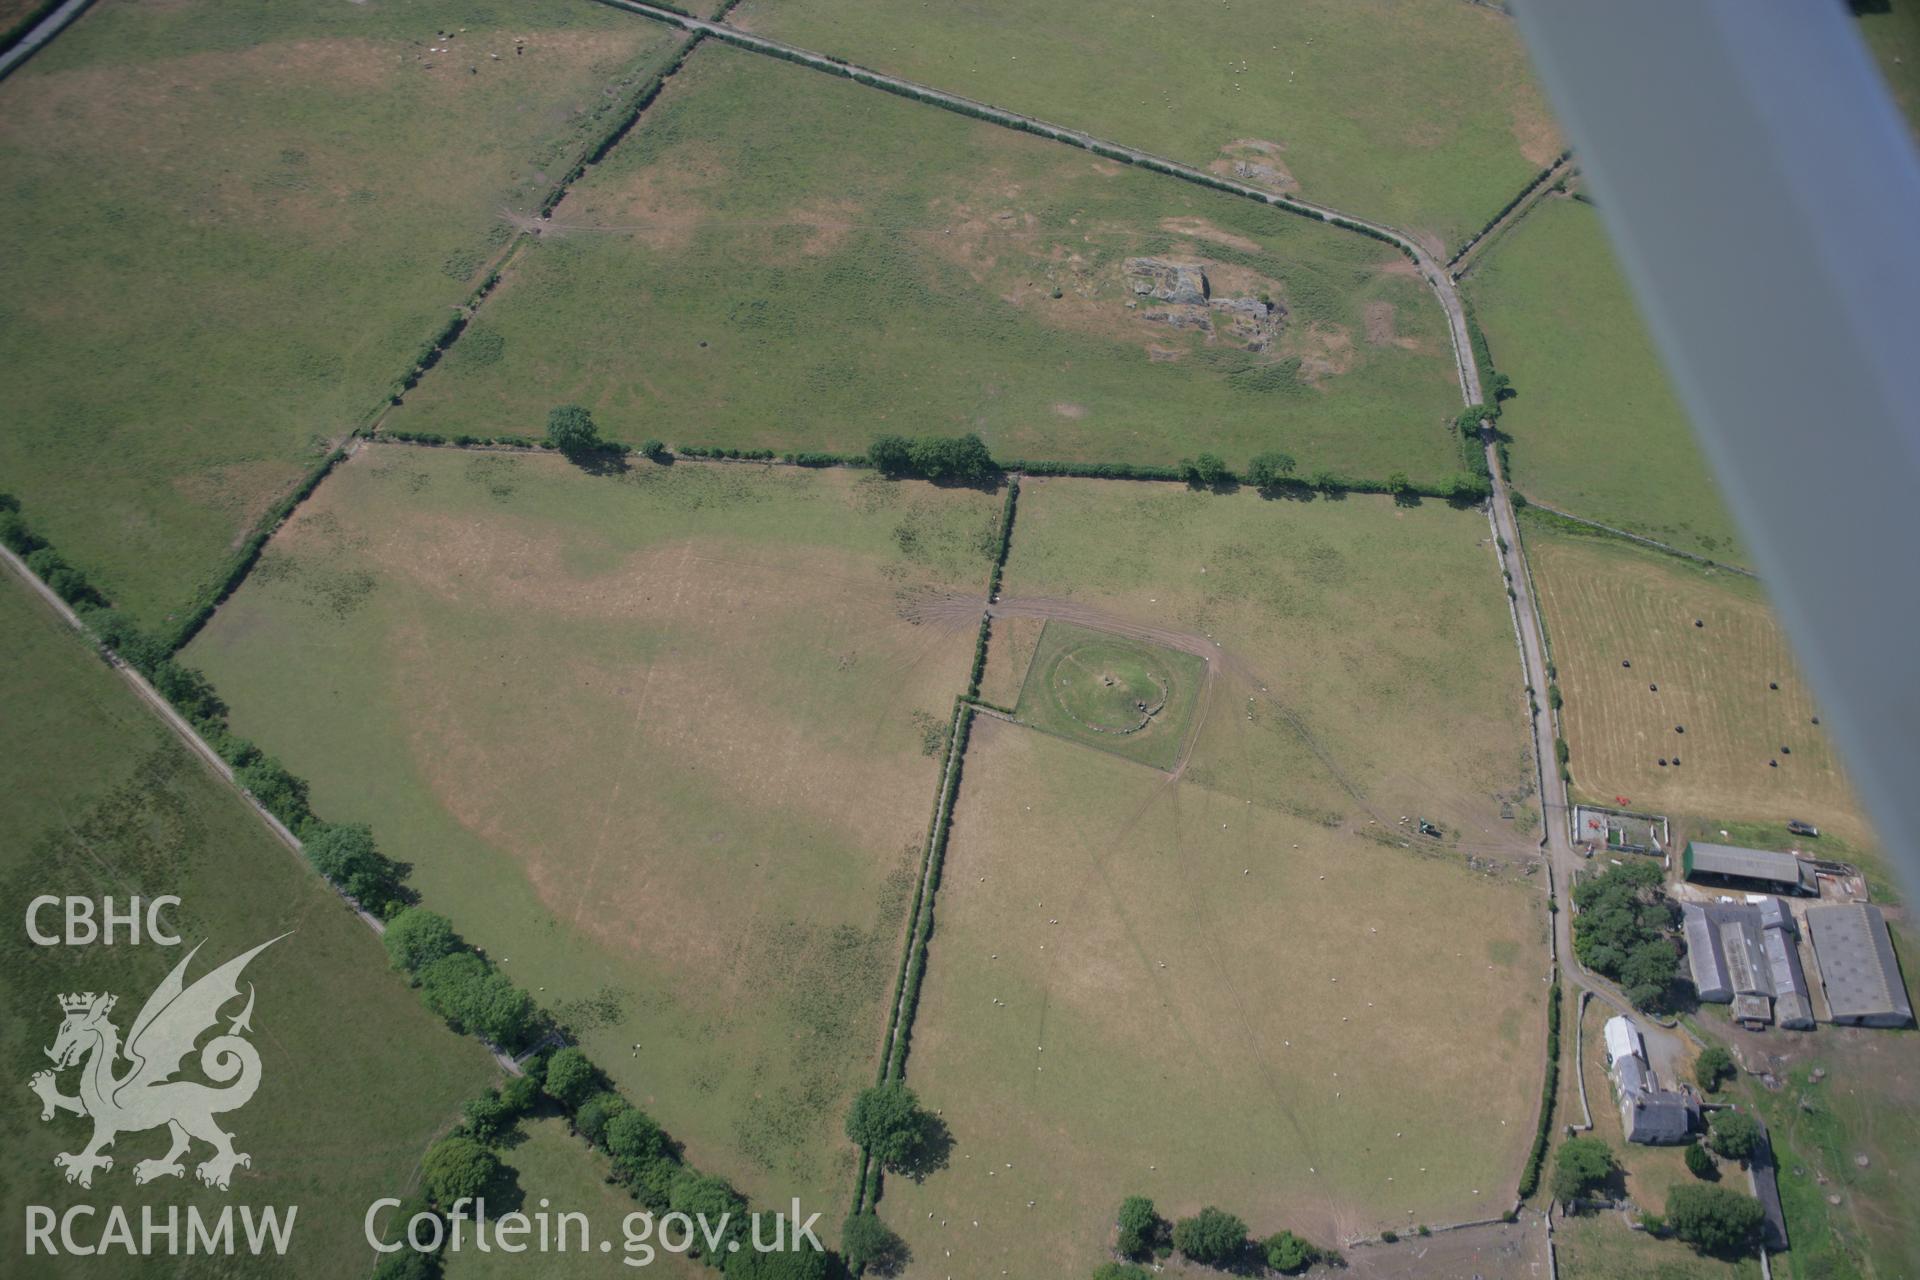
[1045,637,1175,735]
[1012,620,1209,772]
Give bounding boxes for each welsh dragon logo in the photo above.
[27,935,286,1191]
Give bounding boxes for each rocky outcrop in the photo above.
[1209,296,1283,351]
[1124,257,1209,305]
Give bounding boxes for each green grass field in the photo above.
[1524,517,1873,848]
[184,449,1000,1224]
[1013,620,1206,771]
[729,0,1561,252]
[0,571,498,1277]
[0,0,683,626]
[1467,196,1744,562]
[386,42,1464,481]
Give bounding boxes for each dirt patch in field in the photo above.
[1508,99,1565,168]
[171,457,313,547]
[1051,402,1087,419]
[1158,216,1263,254]
[1288,321,1356,383]
[1209,138,1297,192]
[1361,300,1422,352]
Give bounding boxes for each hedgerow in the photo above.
[1517,980,1562,1198]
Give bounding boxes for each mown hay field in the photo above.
[729,0,1561,252]
[0,571,498,1277]
[1525,519,1872,847]
[1467,196,1743,561]
[880,479,1546,1274]
[386,42,1465,483]
[184,450,1001,1220]
[0,0,684,625]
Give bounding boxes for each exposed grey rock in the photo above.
[1124,257,1208,305]
[1209,296,1283,351]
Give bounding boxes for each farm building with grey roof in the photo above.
[1806,904,1914,1028]
[1682,842,1816,895]
[1681,898,1814,1029]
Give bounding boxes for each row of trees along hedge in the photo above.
[986,476,1019,599]
[869,433,995,484]
[6,493,843,1277]
[884,704,973,1083]
[383,908,544,1052]
[377,1049,835,1280]
[539,33,703,217]
[996,452,1490,502]
[1570,859,1689,1012]
[4,498,424,923]
[1446,149,1575,269]
[1517,980,1561,1198]
[166,447,349,652]
[1105,1196,1338,1276]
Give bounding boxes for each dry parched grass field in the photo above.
[1526,520,1872,846]
[888,724,1546,1277]
[881,478,1546,1274]
[185,450,1001,1219]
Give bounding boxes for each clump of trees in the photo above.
[1684,1141,1718,1180]
[385,906,541,1052]
[421,1134,501,1208]
[845,1082,949,1179]
[840,1211,908,1276]
[1706,1109,1762,1162]
[869,433,996,483]
[1664,1183,1765,1254]
[1171,1207,1247,1266]
[1695,1045,1736,1092]
[1113,1195,1330,1274]
[1178,453,1231,488]
[545,404,601,456]
[1264,1229,1336,1274]
[1244,451,1297,491]
[1570,858,1687,1012]
[1551,1135,1618,1206]
[1115,1195,1164,1257]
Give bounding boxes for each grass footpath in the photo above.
[0,570,499,1277]
[0,0,684,627]
[387,41,1464,483]
[727,0,1560,252]
[1466,196,1744,562]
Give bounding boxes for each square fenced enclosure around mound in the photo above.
[1012,619,1207,772]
